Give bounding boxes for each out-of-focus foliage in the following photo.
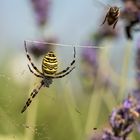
[120,0,140,39]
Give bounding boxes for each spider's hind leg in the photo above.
[21,81,44,113]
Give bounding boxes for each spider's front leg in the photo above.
[24,41,43,76]
[54,66,75,79]
[27,64,43,78]
[55,47,76,75]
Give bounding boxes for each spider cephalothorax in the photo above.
[21,41,76,113]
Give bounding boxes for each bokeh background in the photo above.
[0,0,140,140]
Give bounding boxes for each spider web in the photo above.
[25,40,105,49]
[0,44,85,140]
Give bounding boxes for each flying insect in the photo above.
[102,6,120,29]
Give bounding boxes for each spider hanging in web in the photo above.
[21,41,76,113]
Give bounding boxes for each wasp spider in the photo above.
[21,41,76,113]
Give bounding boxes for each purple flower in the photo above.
[82,48,98,66]
[81,42,115,90]
[123,96,135,109]
[102,130,125,140]
[102,96,140,140]
[31,0,51,26]
[28,38,57,57]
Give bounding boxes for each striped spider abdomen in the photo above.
[42,51,58,75]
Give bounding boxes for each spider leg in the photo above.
[24,41,43,76]
[53,66,75,79]
[55,47,76,75]
[27,64,43,78]
[21,81,44,113]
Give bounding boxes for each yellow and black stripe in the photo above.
[42,52,58,75]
